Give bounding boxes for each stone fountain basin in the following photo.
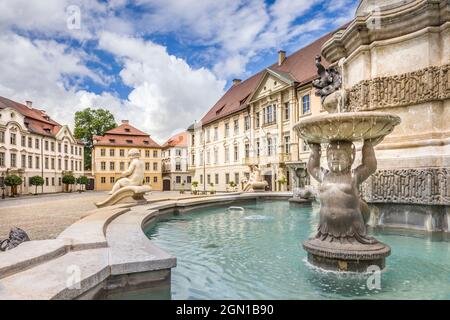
[293,112,401,144]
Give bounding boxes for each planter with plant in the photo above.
[62,174,76,192]
[29,176,44,195]
[209,182,216,194]
[5,175,22,197]
[180,180,186,194]
[191,181,199,195]
[228,181,237,192]
[278,175,287,191]
[76,176,89,192]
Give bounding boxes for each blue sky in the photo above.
[0,0,359,143]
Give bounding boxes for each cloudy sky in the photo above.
[0,0,358,143]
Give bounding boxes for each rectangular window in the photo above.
[225,123,230,138]
[52,177,55,186]
[109,162,115,171]
[176,176,181,184]
[110,177,115,184]
[45,178,49,186]
[51,158,55,170]
[153,176,158,183]
[28,156,33,169]
[234,119,239,135]
[256,139,260,157]
[284,136,290,154]
[64,144,68,153]
[28,137,32,148]
[200,174,203,184]
[45,140,49,151]
[176,162,181,171]
[35,139,40,149]
[214,149,218,164]
[145,177,150,183]
[176,149,182,156]
[58,143,61,153]
[120,149,125,157]
[206,150,210,164]
[207,174,211,184]
[45,157,49,169]
[109,149,115,157]
[100,149,106,156]
[101,177,106,184]
[59,177,62,186]
[21,154,26,168]
[153,162,158,171]
[214,127,219,141]
[234,145,239,162]
[225,173,230,184]
[120,162,125,171]
[234,173,239,185]
[0,132,4,143]
[101,162,106,171]
[267,138,272,156]
[302,94,310,114]
[21,135,26,147]
[284,102,290,120]
[206,128,211,142]
[153,150,158,158]
[0,152,5,167]
[71,160,74,171]
[215,174,219,185]
[58,159,61,170]
[64,159,68,170]
[224,146,229,163]
[10,133,16,145]
[145,150,150,158]
[51,142,55,151]
[145,162,150,171]
[36,156,40,169]
[187,176,192,183]
[303,140,310,152]
[245,143,250,158]
[255,112,260,128]
[244,116,250,131]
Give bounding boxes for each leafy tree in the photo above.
[5,175,22,196]
[62,174,76,192]
[76,176,89,191]
[74,108,117,170]
[29,176,44,195]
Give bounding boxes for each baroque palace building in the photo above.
[188,30,344,192]
[0,96,84,195]
[92,120,163,191]
[161,132,192,191]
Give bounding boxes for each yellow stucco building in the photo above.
[92,120,162,191]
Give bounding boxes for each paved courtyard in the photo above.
[0,191,183,241]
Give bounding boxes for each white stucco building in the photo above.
[161,132,192,191]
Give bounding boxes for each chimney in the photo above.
[278,50,286,66]
[232,79,242,86]
[25,100,32,109]
[122,120,129,124]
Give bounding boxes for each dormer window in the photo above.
[126,140,133,144]
[143,140,149,145]
[216,106,225,115]
[109,139,116,143]
[125,128,130,133]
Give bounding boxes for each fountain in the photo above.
[293,56,401,272]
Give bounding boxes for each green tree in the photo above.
[74,108,117,170]
[62,174,76,192]
[76,176,89,191]
[29,176,44,195]
[5,175,22,196]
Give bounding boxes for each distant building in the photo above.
[92,120,162,191]
[161,132,191,191]
[0,96,84,195]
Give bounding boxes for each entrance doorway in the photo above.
[163,179,171,191]
[263,174,272,191]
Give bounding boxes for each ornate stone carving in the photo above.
[347,64,450,112]
[361,167,450,205]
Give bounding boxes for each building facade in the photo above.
[92,120,163,191]
[161,132,192,191]
[188,32,340,192]
[0,96,84,195]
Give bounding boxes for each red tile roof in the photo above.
[200,27,347,126]
[162,132,188,149]
[93,123,161,148]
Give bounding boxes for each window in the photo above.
[224,146,229,163]
[100,149,106,156]
[256,139,260,157]
[153,176,158,183]
[64,144,68,153]
[45,178,49,186]
[21,136,26,147]
[235,173,239,185]
[264,105,276,124]
[58,143,61,153]
[234,119,239,135]
[176,176,181,184]
[245,143,250,158]
[214,127,219,141]
[10,133,16,145]
[302,94,310,114]
[215,174,219,185]
[45,157,49,169]
[267,138,272,156]
[225,173,230,184]
[284,102,290,120]
[28,137,32,148]
[284,136,290,154]
[64,159,68,170]
[206,150,210,164]
[200,174,203,184]
[110,177,115,184]
[145,150,150,158]
[109,162,115,170]
[187,176,192,183]
[153,162,158,171]
[207,174,211,184]
[75,161,78,171]
[101,162,106,171]
[101,177,106,184]
[146,177,151,183]
[225,123,230,138]
[255,112,260,128]
[120,149,125,157]
[145,162,150,171]
[59,178,62,186]
[21,154,26,168]
[303,140,310,152]
[52,178,55,186]
[244,116,250,131]
[120,162,125,171]
[51,142,55,151]
[153,150,158,158]
[28,156,33,169]
[176,162,181,171]
[206,128,211,142]
[176,149,182,157]
[51,158,55,170]
[234,145,239,162]
[58,159,61,170]
[0,132,4,143]
[36,156,40,169]
[0,152,4,167]
[110,149,115,157]
[214,148,218,164]
[44,140,48,151]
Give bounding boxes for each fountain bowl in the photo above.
[293,112,401,145]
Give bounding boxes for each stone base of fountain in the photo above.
[303,238,391,272]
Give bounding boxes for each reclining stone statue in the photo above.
[243,165,268,192]
[95,148,152,208]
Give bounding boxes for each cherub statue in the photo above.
[312,55,342,103]
[307,140,377,244]
[109,148,145,195]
